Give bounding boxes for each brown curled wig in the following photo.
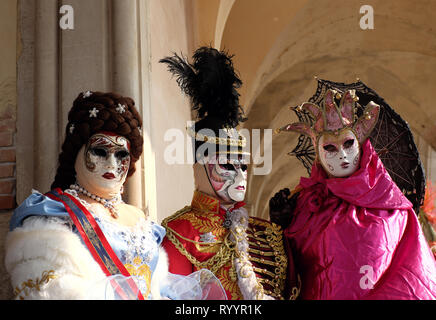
[51,91,143,191]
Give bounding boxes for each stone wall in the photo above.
[0,0,17,299]
[0,0,17,211]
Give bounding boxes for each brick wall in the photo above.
[0,104,16,210]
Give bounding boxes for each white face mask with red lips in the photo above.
[317,128,361,178]
[205,155,248,203]
[75,132,131,198]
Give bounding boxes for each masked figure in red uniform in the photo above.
[159,47,299,300]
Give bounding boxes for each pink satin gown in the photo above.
[285,139,436,299]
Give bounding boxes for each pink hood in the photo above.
[285,139,436,299]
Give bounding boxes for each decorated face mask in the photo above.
[75,132,131,196]
[277,88,381,179]
[206,155,248,203]
[317,128,360,178]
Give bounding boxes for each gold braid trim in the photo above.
[161,206,191,226]
[247,218,288,300]
[14,270,58,300]
[289,274,302,300]
[252,266,276,278]
[248,247,276,256]
[247,240,271,249]
[162,206,291,300]
[162,207,236,276]
[162,204,222,246]
[187,125,247,147]
[167,225,223,247]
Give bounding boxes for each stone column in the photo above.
[111,0,144,210]
[17,0,60,200]
[34,0,60,192]
[16,0,35,204]
[16,0,149,213]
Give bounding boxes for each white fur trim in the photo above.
[5,216,107,299]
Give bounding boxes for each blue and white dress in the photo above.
[6,190,225,300]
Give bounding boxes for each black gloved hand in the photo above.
[269,188,297,230]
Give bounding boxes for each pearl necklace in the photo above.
[70,183,122,219]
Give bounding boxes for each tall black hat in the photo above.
[160,46,249,163]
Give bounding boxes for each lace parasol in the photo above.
[289,78,426,213]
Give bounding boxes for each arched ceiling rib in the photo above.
[194,0,436,218]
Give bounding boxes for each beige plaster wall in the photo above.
[194,0,220,47]
[220,0,308,108]
[149,0,196,223]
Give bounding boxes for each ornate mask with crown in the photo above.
[277,88,380,177]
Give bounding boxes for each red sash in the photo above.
[46,188,144,300]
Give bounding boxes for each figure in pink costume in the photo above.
[272,88,436,299]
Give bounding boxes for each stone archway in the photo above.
[227,0,436,219]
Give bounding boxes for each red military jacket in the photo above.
[162,191,300,300]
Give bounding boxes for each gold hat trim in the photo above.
[187,125,247,148]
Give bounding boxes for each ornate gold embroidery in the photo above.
[165,223,235,275]
[179,212,227,253]
[179,212,222,234]
[216,265,242,300]
[103,256,118,274]
[14,270,58,299]
[83,222,102,250]
[164,212,224,254]
[164,192,228,254]
[163,192,289,300]
[163,207,240,299]
[124,256,152,298]
[191,191,220,213]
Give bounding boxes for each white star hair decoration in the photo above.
[69,123,75,134]
[89,107,99,118]
[82,91,92,98]
[116,103,126,114]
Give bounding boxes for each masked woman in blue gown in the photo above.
[5,91,226,300]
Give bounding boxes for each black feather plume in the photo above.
[159,46,246,128]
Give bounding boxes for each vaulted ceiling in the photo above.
[194,0,436,219]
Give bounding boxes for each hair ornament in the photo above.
[82,90,93,98]
[89,107,99,118]
[116,104,126,114]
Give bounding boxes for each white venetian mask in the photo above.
[75,132,131,197]
[205,155,248,203]
[317,128,360,178]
